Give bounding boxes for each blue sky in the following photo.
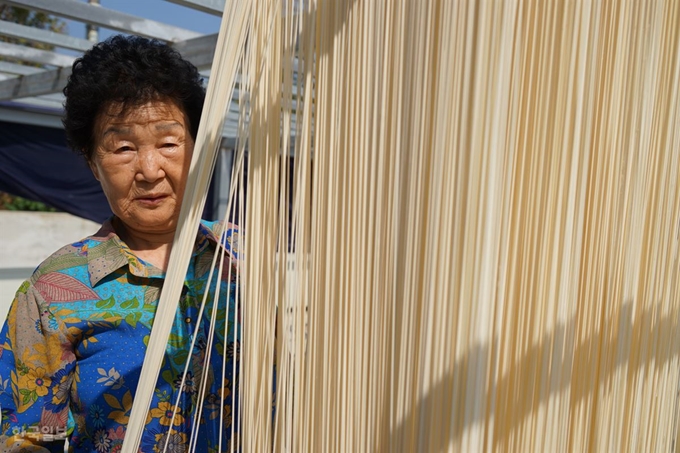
[65,0,222,41]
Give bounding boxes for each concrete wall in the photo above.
[0,212,100,322]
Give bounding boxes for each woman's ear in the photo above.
[88,157,100,181]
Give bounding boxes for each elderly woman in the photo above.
[0,35,239,452]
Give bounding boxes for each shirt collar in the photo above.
[85,217,224,287]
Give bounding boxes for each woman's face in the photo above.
[90,100,194,237]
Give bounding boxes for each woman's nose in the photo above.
[135,147,165,182]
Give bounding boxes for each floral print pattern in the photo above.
[0,219,240,452]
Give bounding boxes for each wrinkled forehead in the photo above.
[94,98,190,137]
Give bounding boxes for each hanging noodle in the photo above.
[127,0,680,451]
[121,1,252,451]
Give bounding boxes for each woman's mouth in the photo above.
[136,194,168,206]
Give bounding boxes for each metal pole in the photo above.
[86,0,99,42]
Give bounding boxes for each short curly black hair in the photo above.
[63,34,205,161]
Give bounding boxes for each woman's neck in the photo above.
[113,218,175,271]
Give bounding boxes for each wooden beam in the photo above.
[0,42,75,67]
[2,0,201,42]
[0,66,71,101]
[0,61,43,76]
[164,0,225,16]
[171,33,218,70]
[0,20,92,52]
[0,32,220,101]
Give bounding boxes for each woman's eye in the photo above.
[161,143,178,148]
[116,145,133,152]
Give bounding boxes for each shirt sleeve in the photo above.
[0,280,74,452]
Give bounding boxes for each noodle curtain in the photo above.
[125,1,680,451]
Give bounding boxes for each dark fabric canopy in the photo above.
[0,120,215,224]
[0,120,112,223]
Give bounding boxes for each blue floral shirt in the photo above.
[0,218,240,452]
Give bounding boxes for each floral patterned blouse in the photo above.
[0,218,240,452]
